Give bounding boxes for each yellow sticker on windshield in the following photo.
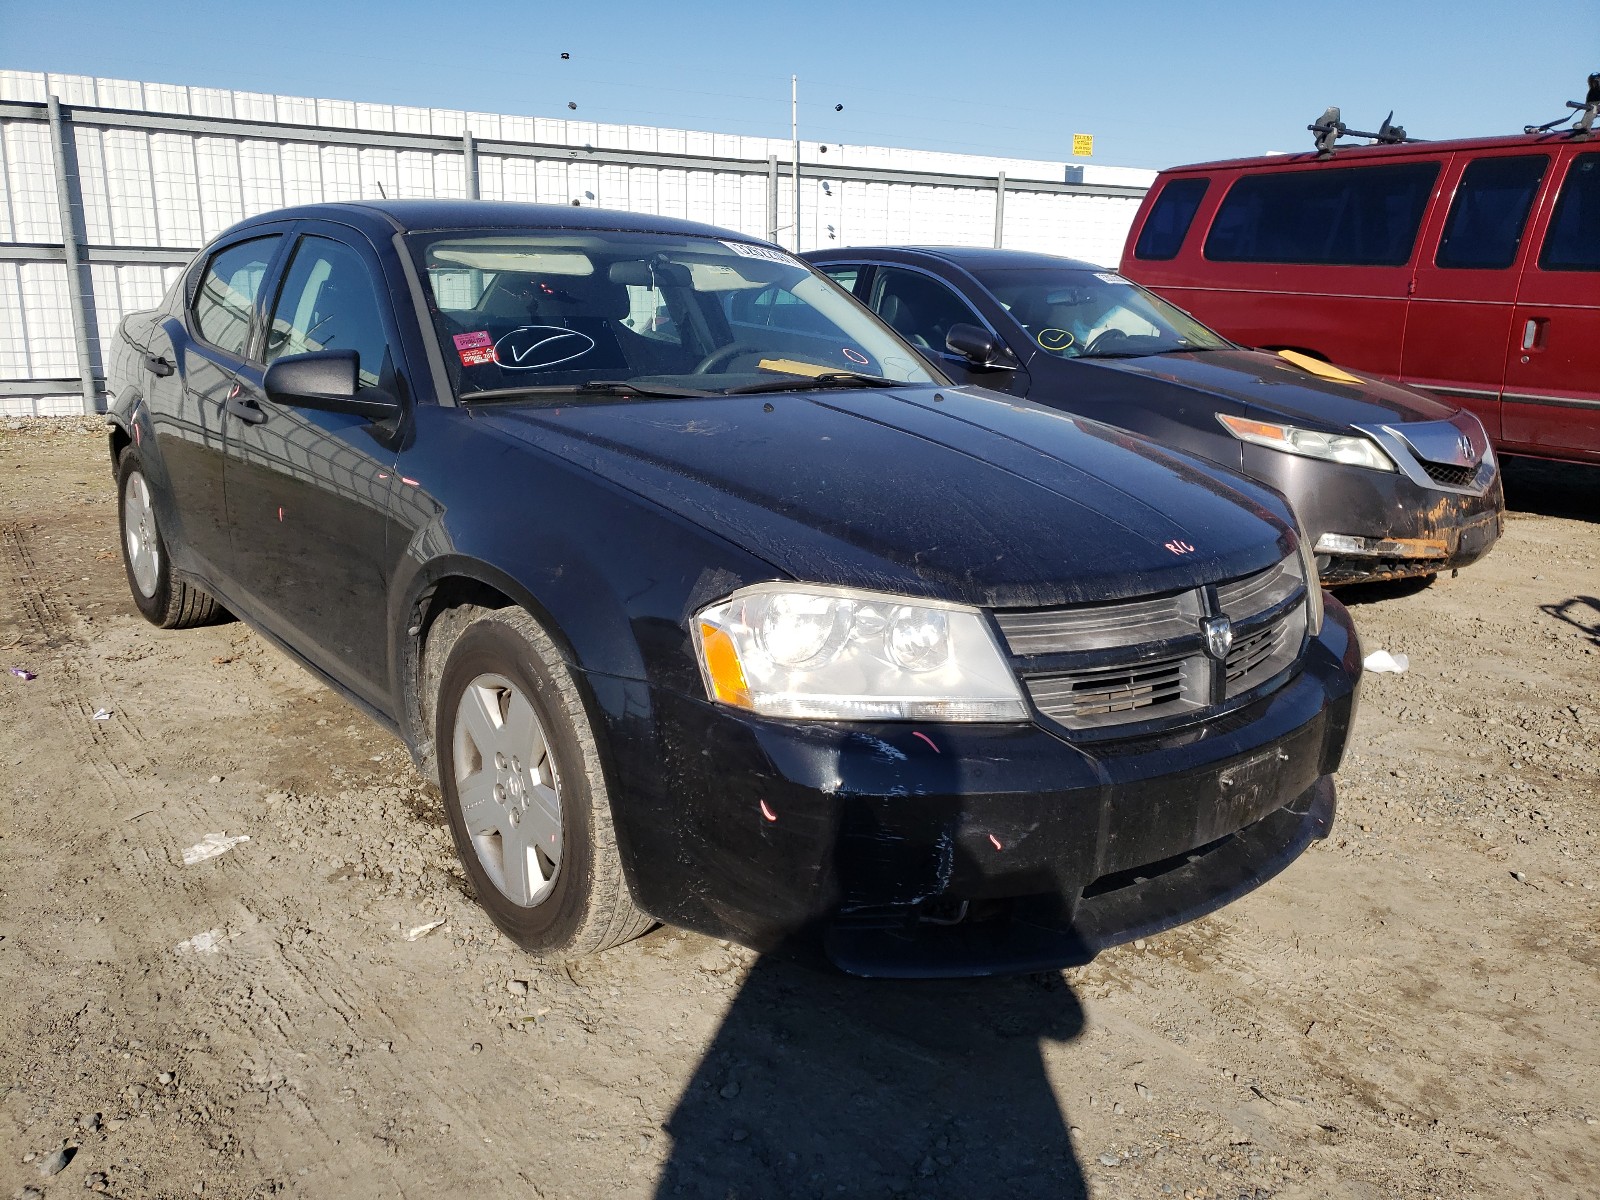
[1037,328,1075,351]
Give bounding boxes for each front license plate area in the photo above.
[1100,719,1322,877]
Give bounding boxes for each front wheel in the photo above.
[116,447,225,629]
[432,606,652,958]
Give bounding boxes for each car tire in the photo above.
[116,446,225,629]
[431,605,653,958]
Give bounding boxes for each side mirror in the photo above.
[263,349,399,420]
[945,323,1018,370]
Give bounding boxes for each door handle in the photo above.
[143,354,174,377]
[225,394,267,425]
[1521,317,1548,352]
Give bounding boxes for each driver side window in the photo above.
[867,267,984,356]
[266,236,394,388]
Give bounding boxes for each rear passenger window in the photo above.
[1539,152,1600,272]
[1205,162,1440,266]
[191,236,280,357]
[1134,178,1209,260]
[1436,156,1547,270]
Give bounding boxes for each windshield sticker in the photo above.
[453,330,496,367]
[720,240,799,266]
[841,347,870,366]
[1093,272,1125,285]
[1036,328,1075,351]
[492,326,596,370]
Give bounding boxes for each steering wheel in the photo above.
[1083,329,1132,357]
[691,343,751,375]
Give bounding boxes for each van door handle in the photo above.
[1522,317,1547,351]
[144,354,174,377]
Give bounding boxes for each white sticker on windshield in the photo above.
[721,240,800,266]
[1093,272,1126,285]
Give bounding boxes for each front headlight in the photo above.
[1294,529,1325,635]
[693,583,1028,722]
[1217,413,1395,472]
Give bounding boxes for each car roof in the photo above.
[1157,129,1587,175]
[220,200,765,245]
[805,245,1105,272]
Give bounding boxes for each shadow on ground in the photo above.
[1333,573,1439,608]
[654,958,1088,1199]
[1501,454,1599,522]
[1541,595,1600,645]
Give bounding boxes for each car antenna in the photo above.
[1308,107,1418,158]
[1524,70,1600,139]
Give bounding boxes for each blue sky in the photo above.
[3,0,1594,169]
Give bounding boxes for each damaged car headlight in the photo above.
[1293,528,1325,636]
[693,583,1028,722]
[1216,414,1395,472]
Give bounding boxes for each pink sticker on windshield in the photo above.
[454,330,495,366]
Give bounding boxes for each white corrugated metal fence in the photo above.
[0,70,1153,416]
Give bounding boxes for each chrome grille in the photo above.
[1216,556,1300,617]
[1420,460,1479,488]
[998,552,1309,736]
[996,590,1202,655]
[1224,604,1305,698]
[1025,655,1204,730]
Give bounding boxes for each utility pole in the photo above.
[791,74,801,253]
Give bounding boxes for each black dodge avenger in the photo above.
[105,201,1360,977]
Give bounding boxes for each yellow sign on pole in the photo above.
[1072,133,1094,157]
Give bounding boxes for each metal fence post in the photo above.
[463,128,479,199]
[766,155,779,244]
[993,171,1007,249]
[46,95,100,415]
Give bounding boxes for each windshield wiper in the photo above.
[719,371,904,395]
[464,380,715,403]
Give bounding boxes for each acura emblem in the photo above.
[1458,434,1476,464]
[1201,616,1233,661]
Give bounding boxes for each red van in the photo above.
[1121,133,1600,464]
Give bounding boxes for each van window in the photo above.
[1134,178,1209,260]
[1539,151,1600,272]
[1204,162,1440,267]
[1436,156,1548,270]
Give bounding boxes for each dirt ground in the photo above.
[1,419,1596,1200]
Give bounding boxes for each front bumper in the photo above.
[1240,444,1504,584]
[610,599,1361,977]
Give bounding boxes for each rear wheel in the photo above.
[116,447,224,629]
[432,606,652,958]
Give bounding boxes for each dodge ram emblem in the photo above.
[1202,616,1234,661]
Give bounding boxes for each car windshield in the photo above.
[970,266,1234,360]
[409,229,939,400]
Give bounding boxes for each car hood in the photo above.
[1076,348,1459,429]
[472,385,1293,610]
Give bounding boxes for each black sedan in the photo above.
[105,201,1360,977]
[804,246,1504,585]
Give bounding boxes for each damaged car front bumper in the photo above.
[616,597,1361,978]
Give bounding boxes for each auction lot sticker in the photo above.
[453,330,496,366]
